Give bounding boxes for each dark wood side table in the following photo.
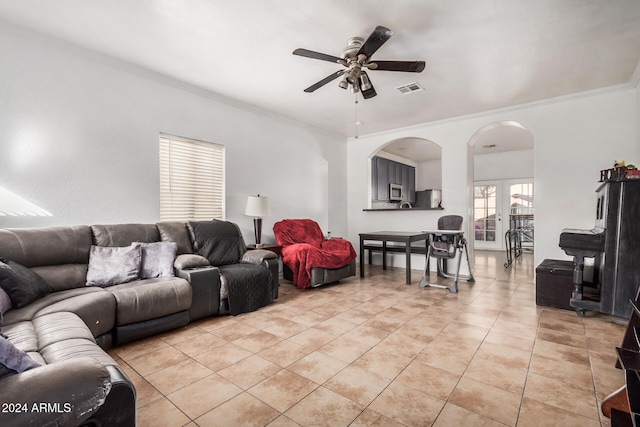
[246,244,282,258]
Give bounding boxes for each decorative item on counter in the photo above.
[600,160,638,181]
[626,163,640,179]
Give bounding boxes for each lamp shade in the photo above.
[244,195,270,217]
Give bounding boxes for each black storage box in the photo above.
[536,259,574,310]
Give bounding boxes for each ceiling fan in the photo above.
[293,25,426,99]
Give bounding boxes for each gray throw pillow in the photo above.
[0,335,40,379]
[0,258,51,309]
[156,222,194,255]
[86,245,142,287]
[136,241,177,279]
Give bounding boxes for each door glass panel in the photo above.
[508,182,534,247]
[474,185,497,242]
[509,183,534,214]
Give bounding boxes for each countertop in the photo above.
[363,207,444,211]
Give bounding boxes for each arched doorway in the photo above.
[468,121,535,259]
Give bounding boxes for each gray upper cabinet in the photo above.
[372,156,389,201]
[403,165,416,203]
[371,156,415,202]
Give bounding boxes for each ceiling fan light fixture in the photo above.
[360,71,372,91]
[345,65,361,85]
[293,26,425,99]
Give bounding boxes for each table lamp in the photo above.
[244,194,270,248]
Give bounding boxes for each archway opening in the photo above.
[369,137,442,209]
[468,121,535,269]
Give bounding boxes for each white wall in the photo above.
[348,88,637,272]
[0,26,348,243]
[474,149,534,181]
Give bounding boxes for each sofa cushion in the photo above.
[107,277,192,326]
[92,223,160,247]
[157,222,194,255]
[1,321,37,353]
[39,338,117,366]
[32,312,96,349]
[34,290,117,338]
[0,258,51,309]
[0,335,40,378]
[3,288,111,325]
[31,264,89,292]
[189,220,246,266]
[86,245,142,287]
[137,242,177,279]
[0,226,92,268]
[1,288,116,340]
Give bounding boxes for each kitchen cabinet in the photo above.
[371,157,388,201]
[371,156,415,202]
[403,165,416,203]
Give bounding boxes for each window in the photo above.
[159,134,224,221]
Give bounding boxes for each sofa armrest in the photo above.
[242,249,278,265]
[176,266,221,321]
[0,358,115,427]
[174,254,210,270]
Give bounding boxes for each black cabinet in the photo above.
[371,156,416,202]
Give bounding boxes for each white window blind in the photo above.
[159,134,224,221]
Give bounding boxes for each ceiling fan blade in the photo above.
[293,48,343,64]
[303,70,345,93]
[356,26,394,59]
[369,61,426,72]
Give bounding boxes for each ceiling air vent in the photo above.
[396,82,424,94]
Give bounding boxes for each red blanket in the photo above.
[274,219,357,289]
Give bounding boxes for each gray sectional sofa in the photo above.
[0,220,279,427]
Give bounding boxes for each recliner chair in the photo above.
[273,219,356,289]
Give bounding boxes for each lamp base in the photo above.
[253,217,263,247]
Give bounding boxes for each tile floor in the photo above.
[109,251,628,426]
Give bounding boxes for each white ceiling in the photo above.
[1,0,640,145]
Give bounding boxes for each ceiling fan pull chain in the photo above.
[354,95,359,139]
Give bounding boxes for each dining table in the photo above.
[359,230,428,284]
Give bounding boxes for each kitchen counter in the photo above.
[363,207,443,211]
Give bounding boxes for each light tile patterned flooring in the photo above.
[109,251,627,426]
